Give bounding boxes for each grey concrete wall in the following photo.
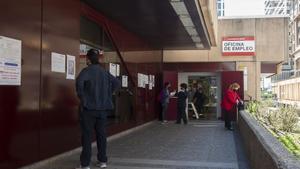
[238,111,300,169]
[164,17,288,63]
[163,17,288,101]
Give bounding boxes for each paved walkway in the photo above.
[35,121,249,169]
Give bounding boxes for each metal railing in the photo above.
[271,71,294,82]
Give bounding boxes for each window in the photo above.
[297,19,300,46]
[218,3,221,9]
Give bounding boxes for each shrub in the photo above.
[280,106,299,132]
[266,105,298,133]
[279,135,300,158]
[246,101,299,133]
[246,100,260,115]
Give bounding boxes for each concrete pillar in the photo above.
[236,61,261,101]
[255,61,261,101]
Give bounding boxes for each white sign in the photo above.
[222,37,255,56]
[109,63,117,77]
[51,52,66,73]
[80,44,93,55]
[149,75,155,90]
[0,36,22,85]
[116,64,120,77]
[66,55,76,80]
[144,74,149,85]
[138,73,143,87]
[122,75,128,87]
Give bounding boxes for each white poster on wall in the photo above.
[149,75,155,90]
[109,63,117,77]
[66,55,76,80]
[144,74,149,85]
[0,36,22,86]
[116,64,120,77]
[138,73,145,88]
[138,73,142,88]
[51,52,66,73]
[122,75,128,87]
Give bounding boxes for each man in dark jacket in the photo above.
[76,49,120,169]
[193,86,206,115]
[176,83,188,124]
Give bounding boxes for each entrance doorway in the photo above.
[178,72,221,120]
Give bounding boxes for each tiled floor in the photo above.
[33,120,249,169]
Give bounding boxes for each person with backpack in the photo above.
[176,83,188,125]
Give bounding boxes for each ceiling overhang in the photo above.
[82,0,212,50]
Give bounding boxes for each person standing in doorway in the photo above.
[221,83,243,131]
[193,85,206,116]
[176,83,188,124]
[160,82,175,123]
[76,49,120,169]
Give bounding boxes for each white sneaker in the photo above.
[96,161,107,168]
[75,166,90,169]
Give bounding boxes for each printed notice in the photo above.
[66,55,76,80]
[0,36,22,86]
[51,52,66,73]
[116,64,120,77]
[122,75,128,87]
[109,63,117,77]
[137,73,144,88]
[149,75,155,90]
[144,74,149,85]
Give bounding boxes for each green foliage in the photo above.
[281,106,299,132]
[246,100,260,115]
[265,106,298,133]
[279,135,300,158]
[261,90,273,99]
[246,101,299,133]
[246,100,300,158]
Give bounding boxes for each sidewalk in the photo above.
[33,121,249,169]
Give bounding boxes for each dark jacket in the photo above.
[193,90,206,105]
[161,88,170,105]
[76,64,121,111]
[176,90,188,108]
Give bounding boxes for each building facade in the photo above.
[271,0,300,106]
[265,0,292,16]
[217,0,225,17]
[0,0,218,168]
[164,17,288,101]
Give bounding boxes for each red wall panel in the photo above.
[0,1,41,168]
[163,71,178,120]
[0,1,162,168]
[39,0,81,160]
